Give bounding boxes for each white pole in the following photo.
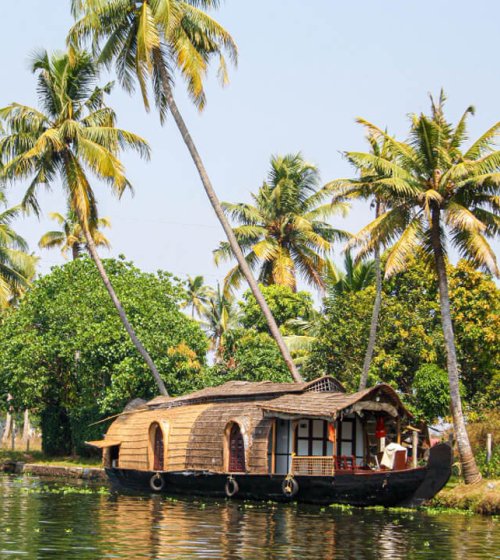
[412,430,418,469]
[486,433,492,463]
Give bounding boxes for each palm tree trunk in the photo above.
[430,208,481,484]
[81,222,169,396]
[359,201,382,390]
[154,50,303,383]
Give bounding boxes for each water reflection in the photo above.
[0,475,498,559]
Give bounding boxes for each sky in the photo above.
[1,1,499,291]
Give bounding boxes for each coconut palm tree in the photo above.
[39,210,111,260]
[345,92,500,484]
[182,275,214,318]
[325,252,375,296]
[327,134,393,390]
[0,196,37,308]
[0,49,168,396]
[69,0,303,382]
[214,153,350,293]
[200,283,239,360]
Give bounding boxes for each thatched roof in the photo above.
[146,376,346,410]
[259,384,411,421]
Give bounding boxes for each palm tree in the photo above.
[327,134,392,390]
[214,153,350,293]
[325,252,375,296]
[282,309,322,366]
[345,92,500,484]
[182,275,214,318]
[69,0,303,382]
[39,210,111,260]
[0,196,37,308]
[0,49,168,396]
[200,284,239,361]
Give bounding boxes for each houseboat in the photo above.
[88,376,452,507]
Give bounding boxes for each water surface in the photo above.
[0,475,498,559]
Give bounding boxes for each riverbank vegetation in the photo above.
[431,479,500,515]
[0,1,498,486]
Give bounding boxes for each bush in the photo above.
[475,446,500,479]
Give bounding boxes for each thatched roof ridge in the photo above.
[146,376,344,410]
[259,383,411,420]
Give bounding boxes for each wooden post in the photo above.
[412,430,418,468]
[396,417,401,444]
[486,433,492,463]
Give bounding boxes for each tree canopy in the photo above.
[0,257,208,453]
[305,259,499,408]
[239,284,315,334]
[215,153,350,292]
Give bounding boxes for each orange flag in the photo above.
[328,423,336,443]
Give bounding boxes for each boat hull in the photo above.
[106,443,452,507]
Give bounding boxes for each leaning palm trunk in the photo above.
[431,209,481,484]
[81,221,169,396]
[153,50,302,383]
[359,247,382,390]
[359,202,383,390]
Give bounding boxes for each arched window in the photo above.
[149,422,165,471]
[227,423,246,473]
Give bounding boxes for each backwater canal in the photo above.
[0,475,498,559]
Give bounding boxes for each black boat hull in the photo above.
[106,443,452,508]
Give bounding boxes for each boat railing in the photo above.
[290,455,335,476]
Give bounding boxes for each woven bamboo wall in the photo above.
[106,404,210,471]
[185,402,273,474]
[105,401,272,473]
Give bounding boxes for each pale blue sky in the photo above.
[2,1,499,290]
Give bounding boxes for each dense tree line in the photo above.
[0,258,207,454]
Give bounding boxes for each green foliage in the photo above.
[411,364,459,423]
[448,261,500,399]
[475,447,500,479]
[325,252,375,296]
[477,372,500,411]
[304,288,373,389]
[0,193,37,307]
[40,406,72,456]
[204,328,290,385]
[0,257,208,453]
[305,259,499,405]
[239,284,315,335]
[214,153,350,291]
[341,93,500,278]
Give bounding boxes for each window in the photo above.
[336,418,356,457]
[294,420,334,456]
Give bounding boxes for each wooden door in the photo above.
[229,424,246,472]
[153,425,164,471]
